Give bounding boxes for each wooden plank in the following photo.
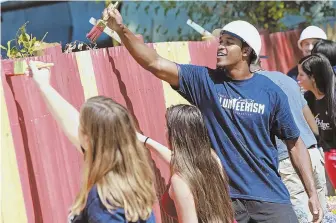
[75,51,99,100]
[0,63,28,223]
[1,59,38,223]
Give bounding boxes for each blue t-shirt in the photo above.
[260,71,317,161]
[69,185,156,223]
[175,64,300,204]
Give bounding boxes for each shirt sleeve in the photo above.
[173,64,211,106]
[86,197,124,223]
[300,93,307,108]
[271,89,300,140]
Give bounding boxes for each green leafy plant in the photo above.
[0,22,48,59]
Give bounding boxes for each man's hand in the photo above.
[309,194,323,223]
[29,61,52,88]
[103,7,123,33]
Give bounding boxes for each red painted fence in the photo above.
[1,29,306,223]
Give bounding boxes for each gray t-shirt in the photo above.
[260,71,317,161]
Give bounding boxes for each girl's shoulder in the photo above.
[170,174,193,200]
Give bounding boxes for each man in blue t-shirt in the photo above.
[103,7,323,223]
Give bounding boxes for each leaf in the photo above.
[30,37,37,48]
[144,5,149,14]
[164,7,169,16]
[19,22,28,35]
[9,47,19,59]
[14,52,22,59]
[18,34,24,45]
[23,41,30,49]
[154,6,160,15]
[0,45,7,51]
[28,48,35,55]
[7,40,13,57]
[25,33,30,41]
[155,25,162,33]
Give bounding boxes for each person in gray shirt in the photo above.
[256,69,327,222]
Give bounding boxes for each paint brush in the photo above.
[5,61,54,76]
[89,17,121,44]
[186,19,212,37]
[86,1,119,42]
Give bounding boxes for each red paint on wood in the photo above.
[188,41,217,69]
[1,60,37,222]
[1,44,172,222]
[1,53,84,223]
[260,29,302,73]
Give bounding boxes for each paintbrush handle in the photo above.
[102,1,119,21]
[186,19,212,37]
[5,62,54,76]
[36,63,54,69]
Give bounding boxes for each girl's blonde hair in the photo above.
[70,96,155,222]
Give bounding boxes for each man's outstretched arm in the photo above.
[103,7,179,87]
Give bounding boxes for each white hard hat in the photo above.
[222,20,262,63]
[298,26,327,50]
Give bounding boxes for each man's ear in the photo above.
[242,46,252,57]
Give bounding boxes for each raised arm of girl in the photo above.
[29,61,81,152]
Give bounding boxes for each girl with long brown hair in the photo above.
[297,53,336,189]
[138,104,234,223]
[29,61,156,223]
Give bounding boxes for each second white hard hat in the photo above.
[298,26,327,50]
[222,20,262,63]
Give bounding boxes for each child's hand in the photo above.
[29,61,52,88]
